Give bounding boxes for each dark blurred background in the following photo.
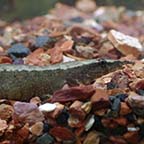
[0,0,143,21]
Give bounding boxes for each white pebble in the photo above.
[85,115,95,131]
[39,103,56,112]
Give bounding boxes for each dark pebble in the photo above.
[109,93,128,102]
[137,89,144,96]
[111,98,121,112]
[36,133,54,144]
[92,116,103,131]
[125,113,137,122]
[56,108,69,126]
[110,126,127,136]
[70,17,84,23]
[7,43,30,60]
[107,82,117,89]
[73,36,92,45]
[139,124,144,139]
[43,122,51,133]
[34,36,56,48]
[13,58,24,65]
[133,108,144,117]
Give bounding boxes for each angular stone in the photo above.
[83,131,101,144]
[127,92,144,108]
[123,131,139,144]
[85,115,95,131]
[108,30,143,57]
[0,104,14,120]
[91,89,110,110]
[120,102,132,115]
[36,133,54,144]
[7,43,30,59]
[0,119,8,135]
[30,122,44,136]
[13,102,44,125]
[69,101,86,120]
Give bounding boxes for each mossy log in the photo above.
[0,59,127,101]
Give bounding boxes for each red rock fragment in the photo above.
[24,48,45,66]
[91,89,110,110]
[58,40,74,52]
[113,117,128,126]
[102,118,118,129]
[50,126,75,140]
[69,101,86,120]
[51,85,95,103]
[48,48,63,64]
[16,124,29,144]
[102,117,127,128]
[110,136,127,144]
[0,56,12,64]
[120,102,131,116]
[110,71,129,89]
[123,131,139,144]
[133,78,144,90]
[132,61,144,78]
[0,119,8,135]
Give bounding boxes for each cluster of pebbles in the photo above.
[0,2,144,144]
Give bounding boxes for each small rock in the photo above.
[76,0,96,13]
[39,103,56,112]
[109,98,121,117]
[110,136,127,144]
[91,89,110,110]
[63,55,75,63]
[75,45,96,59]
[81,101,92,114]
[48,103,65,119]
[69,100,86,120]
[68,116,80,127]
[13,102,44,125]
[127,126,139,132]
[108,30,143,57]
[85,115,95,131]
[120,102,132,116]
[34,36,55,48]
[127,92,144,108]
[123,131,139,144]
[0,56,12,64]
[36,133,54,144]
[83,131,100,144]
[7,43,30,59]
[0,104,14,120]
[13,58,24,64]
[29,122,44,136]
[56,108,69,126]
[30,96,41,105]
[50,126,75,141]
[0,119,8,136]
[43,122,50,133]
